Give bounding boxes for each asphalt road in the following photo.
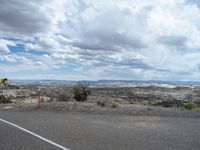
[0,109,200,150]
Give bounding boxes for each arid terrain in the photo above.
[2,81,200,112]
[1,81,200,150]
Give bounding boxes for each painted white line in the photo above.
[1,106,14,109]
[0,118,69,150]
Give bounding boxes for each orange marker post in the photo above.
[38,87,40,111]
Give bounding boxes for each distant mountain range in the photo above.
[9,79,200,86]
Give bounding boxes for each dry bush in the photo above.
[111,102,118,108]
[0,95,12,103]
[96,100,106,107]
[72,82,91,102]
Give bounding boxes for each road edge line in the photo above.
[0,118,69,150]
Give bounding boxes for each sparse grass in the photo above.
[194,107,200,112]
[129,100,137,104]
[96,100,106,107]
[129,100,134,104]
[182,102,200,112]
[57,94,70,102]
[40,97,45,103]
[183,102,197,110]
[111,102,118,108]
[73,101,77,109]
[97,100,101,106]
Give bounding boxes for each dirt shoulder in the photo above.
[0,102,200,118]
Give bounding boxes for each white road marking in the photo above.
[0,118,69,150]
[1,106,14,109]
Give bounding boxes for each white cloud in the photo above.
[1,0,200,80]
[0,39,17,53]
[0,45,10,53]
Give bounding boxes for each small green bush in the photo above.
[194,107,200,112]
[101,102,105,107]
[0,95,12,103]
[96,101,106,107]
[40,97,45,103]
[129,100,137,104]
[183,102,196,110]
[97,100,101,106]
[129,100,134,104]
[111,102,118,108]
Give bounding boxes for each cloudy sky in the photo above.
[1,0,200,80]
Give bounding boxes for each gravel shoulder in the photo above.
[1,102,200,118]
[0,106,200,150]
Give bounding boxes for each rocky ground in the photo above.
[1,83,200,111]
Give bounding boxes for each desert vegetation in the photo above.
[2,82,200,111]
[72,82,91,102]
[111,102,119,108]
[183,102,200,111]
[96,100,106,107]
[0,78,11,104]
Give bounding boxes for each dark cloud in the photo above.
[112,59,170,72]
[71,39,120,51]
[78,50,169,71]
[113,59,153,69]
[158,35,187,47]
[72,31,146,51]
[0,0,51,35]
[66,7,148,52]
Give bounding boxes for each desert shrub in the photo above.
[129,100,135,104]
[48,96,54,102]
[0,95,12,103]
[97,100,101,106]
[72,82,91,102]
[40,97,45,103]
[100,102,105,107]
[154,99,183,108]
[96,100,106,107]
[111,102,118,108]
[183,102,196,110]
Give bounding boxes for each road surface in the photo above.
[0,108,200,150]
